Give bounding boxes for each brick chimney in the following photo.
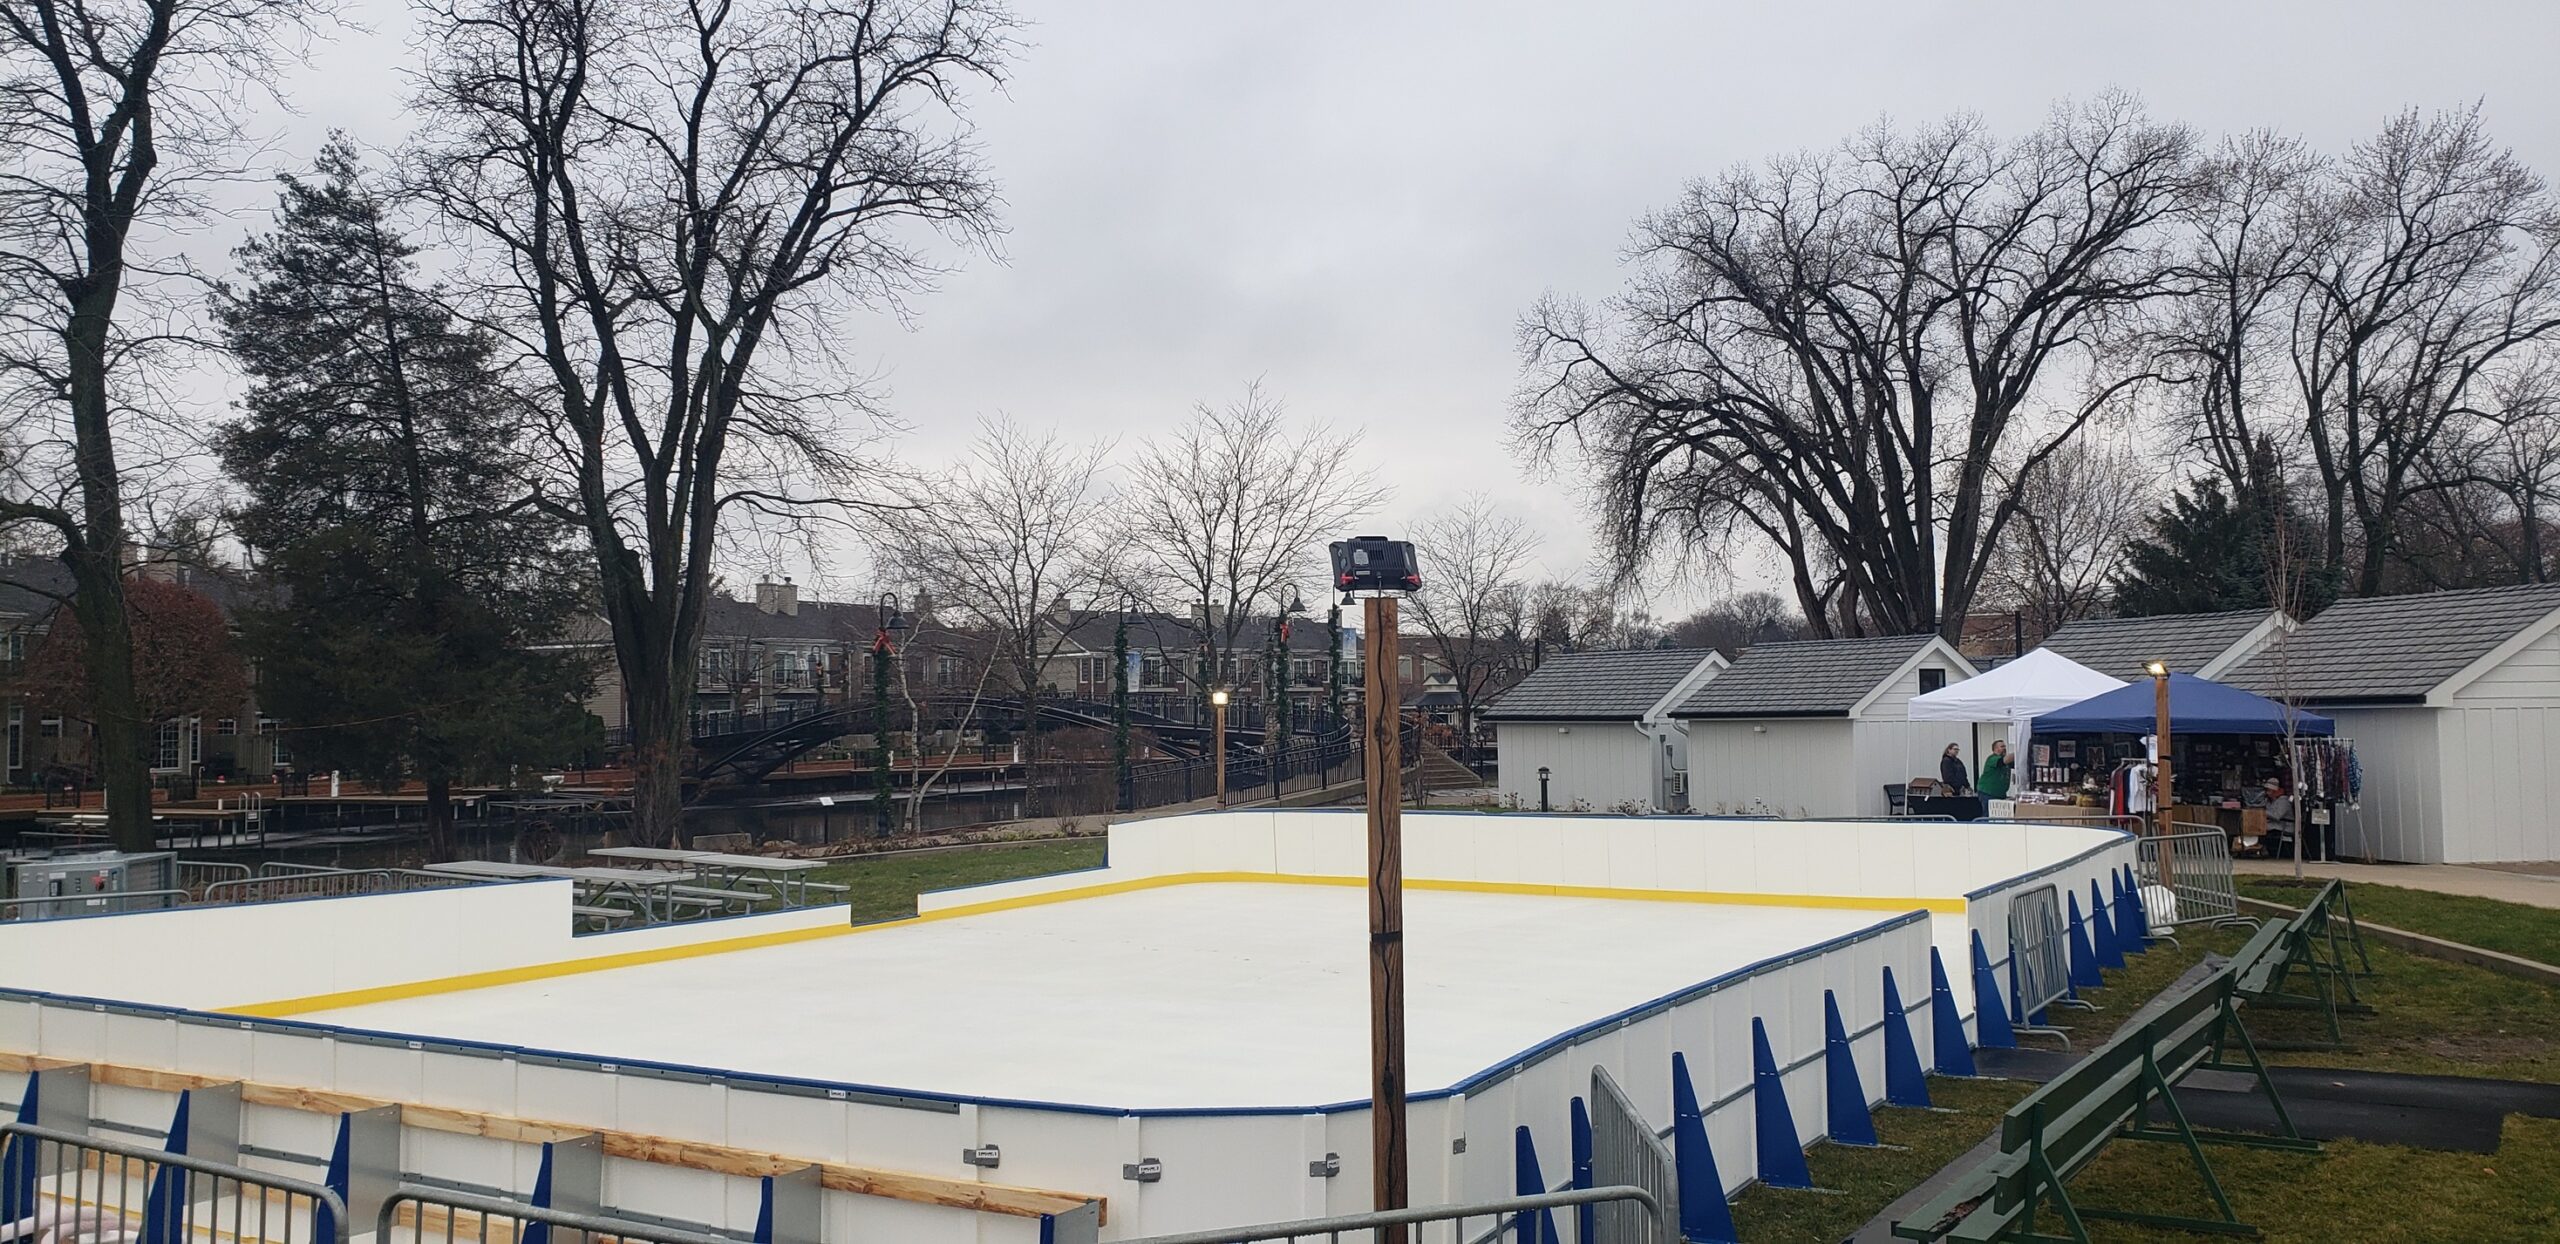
[754,577,799,617]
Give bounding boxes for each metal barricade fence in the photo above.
[1112,1185,1665,1244]
[2,1119,348,1244]
[176,860,254,898]
[1586,1066,1678,1244]
[202,869,398,905]
[2137,826,2247,929]
[2006,883,2079,1039]
[376,1185,735,1244]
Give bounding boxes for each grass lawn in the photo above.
[1729,908,2560,1242]
[804,837,1105,923]
[2239,875,2560,968]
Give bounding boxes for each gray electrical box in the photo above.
[6,850,179,919]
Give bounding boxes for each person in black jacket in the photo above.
[1938,743,1971,795]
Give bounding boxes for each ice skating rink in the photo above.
[294,878,1888,1109]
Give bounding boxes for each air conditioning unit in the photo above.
[1668,771,1690,797]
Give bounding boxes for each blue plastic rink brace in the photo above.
[1821,991,1879,1146]
[1670,1052,1738,1244]
[2090,878,2125,971]
[1749,1017,1814,1189]
[1927,946,1978,1076]
[1968,931,2017,1049]
[1880,966,1932,1108]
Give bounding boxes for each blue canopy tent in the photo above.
[2033,672,2332,737]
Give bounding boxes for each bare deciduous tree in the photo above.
[1119,383,1386,716]
[0,0,324,846]
[409,0,1012,842]
[1407,496,1535,762]
[1515,95,2195,639]
[873,417,1111,801]
[2157,131,2329,505]
[2286,106,2560,596]
[1983,438,2158,640]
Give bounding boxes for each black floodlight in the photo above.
[1330,536,1421,594]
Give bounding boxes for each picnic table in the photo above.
[423,859,701,922]
[587,846,839,906]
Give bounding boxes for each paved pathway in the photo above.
[2233,858,2560,910]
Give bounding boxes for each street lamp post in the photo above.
[1113,602,1133,812]
[874,594,903,835]
[1538,766,1551,813]
[1211,688,1230,805]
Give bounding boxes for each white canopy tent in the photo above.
[1909,648,2128,753]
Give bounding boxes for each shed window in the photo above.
[1918,668,1948,693]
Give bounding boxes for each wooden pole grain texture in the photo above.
[2155,671,2176,888]
[1362,592,1409,1237]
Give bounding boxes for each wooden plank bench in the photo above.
[1894,966,2317,1242]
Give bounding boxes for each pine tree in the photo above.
[214,138,594,859]
[2113,480,2271,616]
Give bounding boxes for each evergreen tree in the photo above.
[214,139,593,858]
[2113,480,2271,616]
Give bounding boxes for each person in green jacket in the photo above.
[1977,738,2015,799]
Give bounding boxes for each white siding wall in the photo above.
[1686,719,1856,817]
[1494,720,1660,811]
[2320,706,2442,863]
[2406,625,2560,862]
[1851,657,1974,817]
[2435,710,2560,865]
[1854,720,1978,817]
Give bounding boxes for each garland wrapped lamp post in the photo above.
[1331,535,1423,1237]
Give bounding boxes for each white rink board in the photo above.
[293,881,1888,1110]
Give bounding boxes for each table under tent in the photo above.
[1907,649,2127,821]
[2031,672,2345,860]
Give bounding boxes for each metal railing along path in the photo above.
[1113,1185,1666,1244]
[2,1120,348,1244]
[176,860,254,897]
[376,1185,733,1244]
[2137,826,2249,930]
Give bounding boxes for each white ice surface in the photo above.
[299,882,1886,1110]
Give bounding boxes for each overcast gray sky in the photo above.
[267,0,2560,609]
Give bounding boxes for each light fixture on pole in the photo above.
[1210,688,1230,806]
[1330,534,1422,1235]
[1537,766,1552,813]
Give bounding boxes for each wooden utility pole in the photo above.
[2152,664,2176,888]
[1361,594,1408,1235]
[2152,670,2174,827]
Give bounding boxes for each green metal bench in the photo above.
[1893,967,2316,1242]
[2228,879,2374,1050]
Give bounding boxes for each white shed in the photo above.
[1482,648,1728,812]
[1672,635,1979,818]
[2226,583,2560,864]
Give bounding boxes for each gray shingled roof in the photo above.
[1482,648,1721,721]
[2227,584,2560,703]
[1670,634,1938,718]
[2038,610,2275,679]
